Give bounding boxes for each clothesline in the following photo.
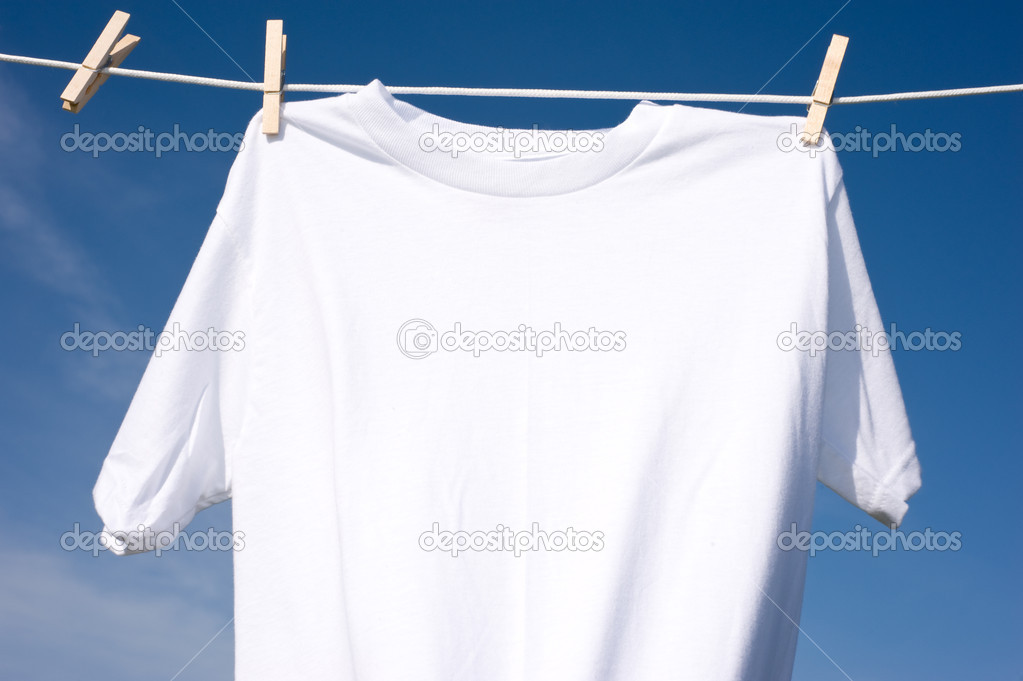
[2,51,1022,104]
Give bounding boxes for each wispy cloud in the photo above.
[0,70,120,325]
[0,186,119,320]
[0,69,157,403]
[0,544,233,681]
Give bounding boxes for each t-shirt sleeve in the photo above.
[92,209,253,555]
[816,159,922,528]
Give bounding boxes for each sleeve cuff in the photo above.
[819,439,923,529]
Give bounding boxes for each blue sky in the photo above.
[0,0,1020,679]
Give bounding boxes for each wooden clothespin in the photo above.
[262,20,286,135]
[801,34,848,145]
[60,10,140,113]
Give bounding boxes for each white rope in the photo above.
[832,84,1023,103]
[2,51,1021,104]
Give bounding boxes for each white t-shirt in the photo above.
[94,79,922,681]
